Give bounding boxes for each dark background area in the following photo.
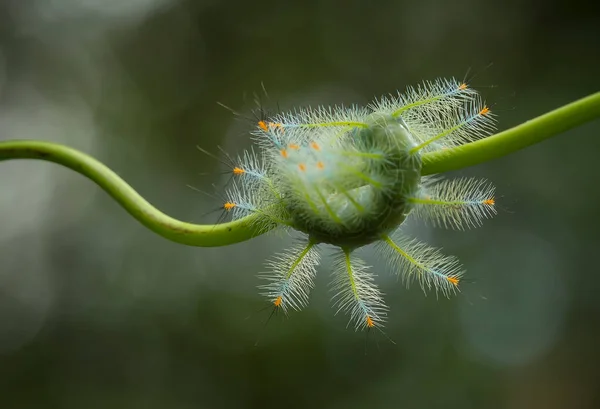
[1,1,599,408]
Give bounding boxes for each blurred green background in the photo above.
[1,0,599,408]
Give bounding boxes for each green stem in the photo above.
[421,92,600,175]
[0,141,263,247]
[1,93,598,247]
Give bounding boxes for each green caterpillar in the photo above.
[210,79,496,330]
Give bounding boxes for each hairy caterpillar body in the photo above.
[216,78,497,330]
[276,112,420,248]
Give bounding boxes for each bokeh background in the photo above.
[1,0,599,408]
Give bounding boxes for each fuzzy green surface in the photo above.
[286,115,422,248]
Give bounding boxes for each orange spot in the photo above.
[366,316,375,328]
[232,167,245,175]
[447,276,460,286]
[458,83,468,90]
[280,149,288,158]
[273,296,282,307]
[223,202,236,211]
[269,122,284,132]
[259,121,284,132]
[298,163,306,172]
[483,198,495,205]
[479,106,491,116]
[310,141,321,151]
[289,143,300,150]
[316,161,325,170]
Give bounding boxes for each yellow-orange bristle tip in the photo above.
[280,149,288,158]
[366,316,375,328]
[479,106,491,116]
[258,120,268,132]
[458,83,468,90]
[269,122,284,132]
[447,277,460,286]
[483,198,495,205]
[310,141,321,151]
[273,296,282,307]
[316,161,325,170]
[289,143,300,150]
[223,202,236,211]
[298,163,306,172]
[232,167,245,175]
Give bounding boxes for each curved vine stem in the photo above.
[422,92,600,174]
[1,92,598,247]
[0,141,264,247]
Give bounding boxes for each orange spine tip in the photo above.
[310,141,321,151]
[458,83,468,90]
[273,296,282,307]
[270,122,284,132]
[223,202,236,211]
[483,198,495,205]
[366,316,375,328]
[316,161,325,170]
[232,167,245,175]
[298,163,306,172]
[280,149,288,158]
[479,106,491,116]
[289,143,300,150]
[258,120,268,132]
[447,276,460,286]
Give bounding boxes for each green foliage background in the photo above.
[0,0,598,408]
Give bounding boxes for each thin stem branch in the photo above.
[1,92,598,247]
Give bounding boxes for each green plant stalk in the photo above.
[1,92,598,247]
[0,141,263,247]
[422,92,600,173]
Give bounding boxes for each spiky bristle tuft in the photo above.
[258,241,320,313]
[378,234,464,297]
[410,177,497,230]
[330,249,388,330]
